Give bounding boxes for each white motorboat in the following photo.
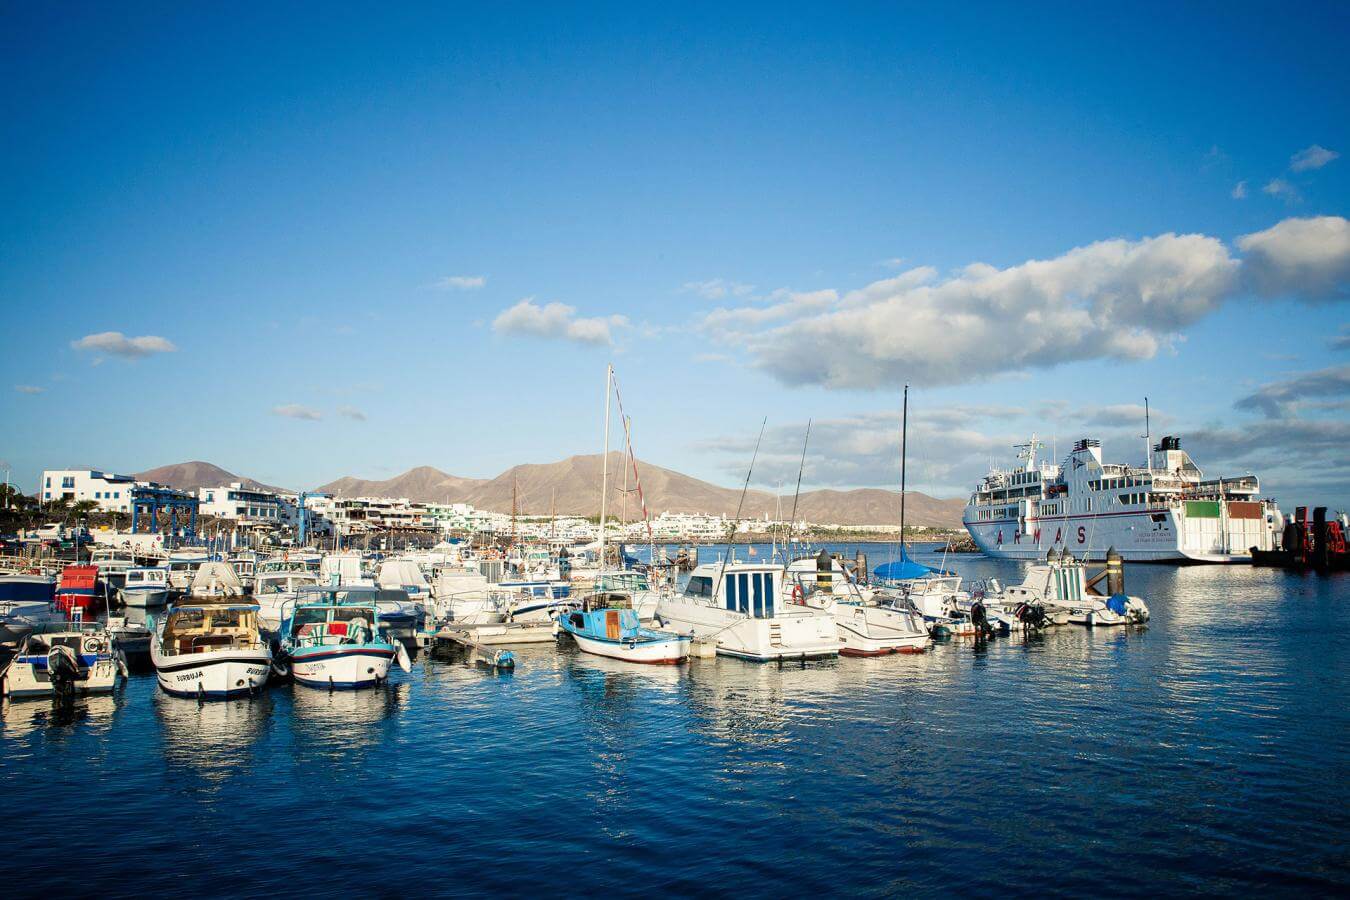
[376,558,432,604]
[252,565,322,632]
[89,546,136,591]
[149,601,272,699]
[1000,552,1150,626]
[2,622,126,697]
[0,574,58,645]
[119,566,170,607]
[656,560,839,661]
[166,550,211,592]
[277,585,411,690]
[188,561,246,599]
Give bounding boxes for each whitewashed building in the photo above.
[198,483,286,525]
[40,469,139,512]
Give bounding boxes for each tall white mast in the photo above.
[598,364,613,575]
[1142,396,1151,473]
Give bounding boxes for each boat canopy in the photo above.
[873,547,953,581]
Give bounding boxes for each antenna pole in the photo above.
[712,417,766,606]
[598,364,613,575]
[788,419,812,558]
[1142,396,1151,472]
[900,385,908,553]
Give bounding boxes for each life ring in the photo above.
[791,584,804,604]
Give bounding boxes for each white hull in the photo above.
[568,630,690,664]
[291,648,394,689]
[152,645,272,699]
[834,605,929,656]
[3,658,119,697]
[655,598,839,661]
[965,512,1268,563]
[119,587,169,608]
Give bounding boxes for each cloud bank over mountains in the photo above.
[690,216,1349,390]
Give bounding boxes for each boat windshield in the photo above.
[291,604,379,644]
[597,572,650,592]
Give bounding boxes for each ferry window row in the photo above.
[1091,477,1147,491]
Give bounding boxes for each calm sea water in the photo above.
[2,544,1347,897]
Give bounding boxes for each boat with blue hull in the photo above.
[557,591,690,664]
[278,585,411,689]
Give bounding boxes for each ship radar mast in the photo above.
[1014,435,1044,473]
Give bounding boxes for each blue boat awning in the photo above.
[873,547,952,580]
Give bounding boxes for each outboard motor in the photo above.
[46,645,80,695]
[970,599,991,637]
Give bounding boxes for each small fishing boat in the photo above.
[276,585,411,689]
[2,622,126,698]
[0,574,58,645]
[252,564,322,632]
[1000,551,1150,626]
[119,566,170,607]
[54,564,104,617]
[557,591,691,664]
[374,588,423,640]
[89,546,136,592]
[166,549,212,592]
[149,601,272,699]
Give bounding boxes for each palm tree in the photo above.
[70,499,99,525]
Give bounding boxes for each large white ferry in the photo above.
[964,435,1282,563]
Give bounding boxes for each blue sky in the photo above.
[2,3,1347,509]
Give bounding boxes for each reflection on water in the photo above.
[0,546,1346,896]
[154,690,275,785]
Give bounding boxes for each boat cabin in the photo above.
[287,599,381,647]
[683,563,784,618]
[125,567,168,589]
[160,604,262,655]
[255,570,321,595]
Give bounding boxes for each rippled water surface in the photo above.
[3,546,1348,897]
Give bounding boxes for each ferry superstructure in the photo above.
[963,435,1282,563]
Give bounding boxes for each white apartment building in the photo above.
[198,483,287,525]
[40,469,139,512]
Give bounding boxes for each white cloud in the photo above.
[272,404,323,421]
[1237,216,1350,302]
[681,279,755,300]
[434,275,487,290]
[1289,144,1340,172]
[492,298,628,346]
[1231,180,1248,200]
[1263,178,1301,203]
[1234,364,1350,418]
[337,405,367,421]
[1078,403,1167,428]
[692,216,1350,390]
[702,232,1238,389]
[71,332,177,359]
[14,384,44,394]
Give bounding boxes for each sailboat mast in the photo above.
[1142,396,1151,472]
[900,385,909,552]
[598,364,613,574]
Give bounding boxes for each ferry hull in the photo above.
[964,515,1267,563]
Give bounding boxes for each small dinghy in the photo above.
[557,591,691,665]
[277,585,412,690]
